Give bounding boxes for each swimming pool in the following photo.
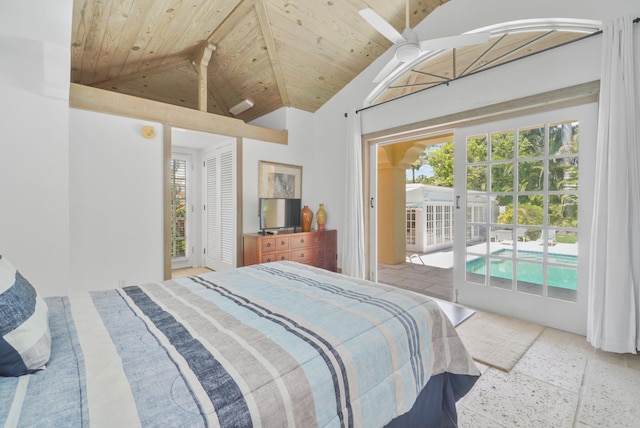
[466,249,578,290]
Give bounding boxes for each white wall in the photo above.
[244,108,317,234]
[69,109,164,291]
[68,109,316,289]
[0,0,73,296]
[313,0,640,271]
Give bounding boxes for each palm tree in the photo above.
[408,150,430,183]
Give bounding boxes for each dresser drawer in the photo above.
[325,230,337,246]
[261,252,289,263]
[290,249,313,264]
[325,245,336,260]
[313,233,326,247]
[275,237,290,251]
[261,237,277,253]
[290,234,313,249]
[314,246,326,259]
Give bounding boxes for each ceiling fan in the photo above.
[359,1,491,83]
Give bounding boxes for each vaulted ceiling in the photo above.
[70,0,598,123]
[71,0,441,122]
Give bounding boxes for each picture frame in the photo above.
[258,161,302,199]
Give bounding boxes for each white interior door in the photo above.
[453,104,597,335]
[203,141,236,271]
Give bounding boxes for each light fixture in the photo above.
[141,126,156,139]
[229,99,254,116]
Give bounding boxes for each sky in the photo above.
[406,164,434,181]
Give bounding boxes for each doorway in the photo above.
[367,103,596,333]
[452,104,596,334]
[370,132,456,301]
[169,128,242,276]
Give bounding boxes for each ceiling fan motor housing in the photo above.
[395,42,421,62]
[396,28,421,62]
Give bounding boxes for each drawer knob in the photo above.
[281,240,285,245]
[266,242,271,247]
[267,258,272,262]
[300,253,304,257]
[301,238,304,243]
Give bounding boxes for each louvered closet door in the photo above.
[204,142,236,271]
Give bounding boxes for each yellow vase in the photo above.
[316,203,326,230]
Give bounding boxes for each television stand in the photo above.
[242,229,337,272]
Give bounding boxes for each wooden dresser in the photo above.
[242,229,337,272]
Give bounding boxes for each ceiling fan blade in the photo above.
[373,56,402,83]
[419,32,491,52]
[359,8,405,44]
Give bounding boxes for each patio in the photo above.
[377,240,579,304]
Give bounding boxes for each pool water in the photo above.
[466,249,578,290]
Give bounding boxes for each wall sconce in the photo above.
[141,126,156,139]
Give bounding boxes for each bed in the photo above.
[1,260,479,427]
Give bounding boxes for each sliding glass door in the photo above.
[453,104,597,334]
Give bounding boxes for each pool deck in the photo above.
[378,241,579,303]
[410,241,578,269]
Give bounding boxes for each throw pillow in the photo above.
[0,255,51,376]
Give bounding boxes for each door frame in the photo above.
[361,84,598,332]
[452,103,597,335]
[164,127,243,278]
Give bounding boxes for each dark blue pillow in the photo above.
[0,255,51,376]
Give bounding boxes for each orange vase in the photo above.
[316,204,326,230]
[301,205,313,232]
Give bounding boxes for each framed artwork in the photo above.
[258,161,302,198]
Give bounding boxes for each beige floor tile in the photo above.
[577,358,640,427]
[513,328,589,393]
[626,353,640,370]
[460,368,579,428]
[171,267,212,279]
[457,405,508,428]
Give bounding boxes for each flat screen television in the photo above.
[259,198,302,232]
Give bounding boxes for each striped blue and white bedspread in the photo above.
[1,261,479,427]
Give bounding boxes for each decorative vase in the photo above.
[301,205,313,232]
[316,204,326,230]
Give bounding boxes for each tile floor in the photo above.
[171,266,212,279]
[378,261,640,428]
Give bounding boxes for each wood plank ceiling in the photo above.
[71,0,442,122]
[70,0,596,123]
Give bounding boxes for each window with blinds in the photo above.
[170,158,187,259]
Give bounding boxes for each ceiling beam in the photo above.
[192,42,216,112]
[207,0,255,43]
[254,0,290,107]
[70,83,288,145]
[202,0,256,115]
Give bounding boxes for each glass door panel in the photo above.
[453,104,597,335]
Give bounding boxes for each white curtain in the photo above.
[587,16,640,353]
[341,109,366,278]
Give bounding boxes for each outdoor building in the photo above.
[406,184,492,253]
